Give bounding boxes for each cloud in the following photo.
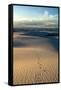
[13,10,58,28]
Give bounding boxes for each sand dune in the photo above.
[13,32,58,85]
[13,46,58,85]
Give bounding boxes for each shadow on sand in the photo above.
[48,36,59,51]
[13,41,28,48]
[13,31,59,51]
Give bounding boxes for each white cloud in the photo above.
[13,10,58,28]
[44,10,49,16]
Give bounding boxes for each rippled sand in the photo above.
[13,32,58,85]
[13,47,58,85]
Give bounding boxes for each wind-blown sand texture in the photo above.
[13,32,58,85]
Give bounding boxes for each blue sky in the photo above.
[13,5,58,17]
[13,5,58,28]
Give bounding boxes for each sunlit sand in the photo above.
[13,33,58,85]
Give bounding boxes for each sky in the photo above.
[13,5,58,28]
